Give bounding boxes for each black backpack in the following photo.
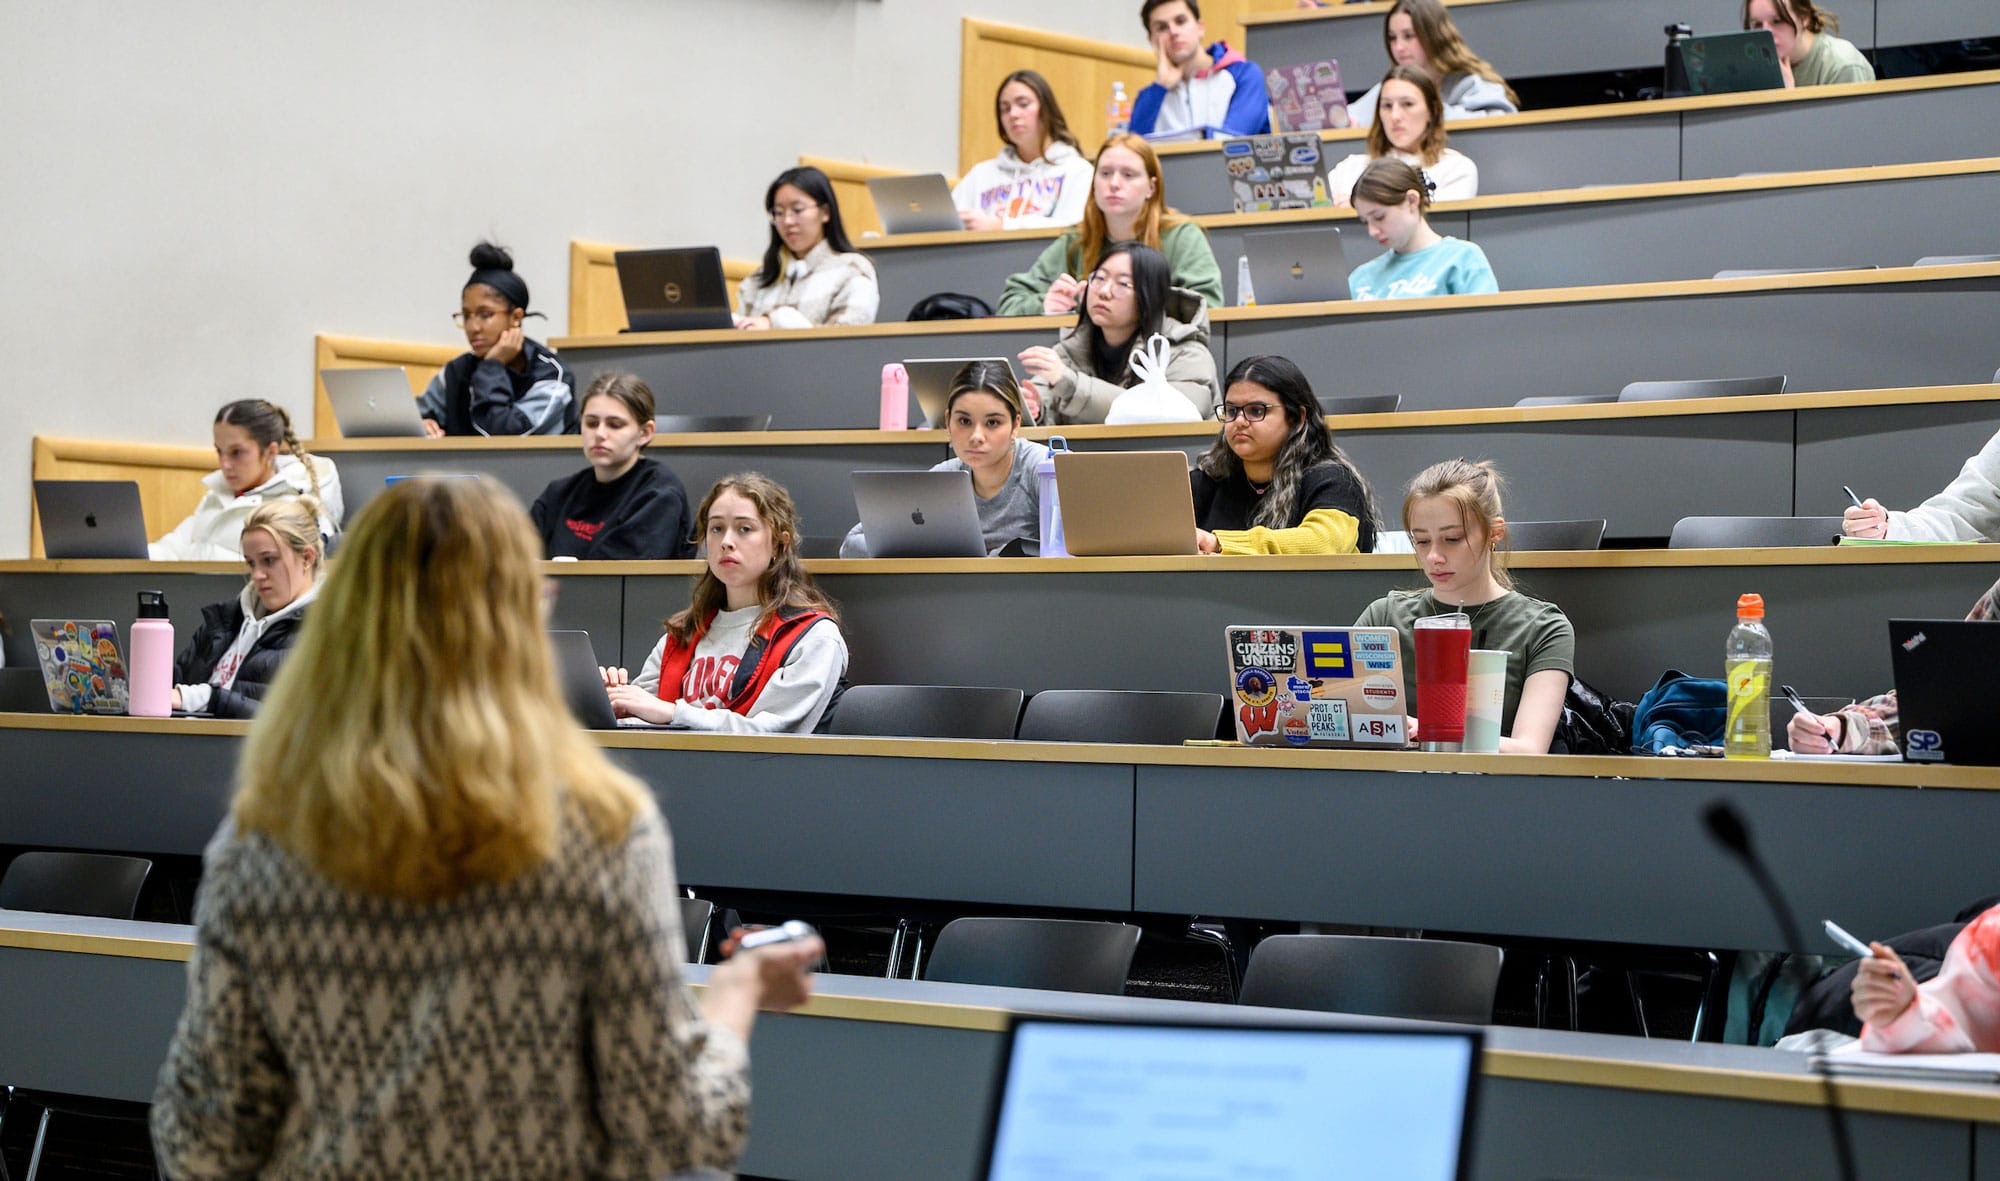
[906,292,993,321]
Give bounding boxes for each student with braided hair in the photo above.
[150,399,343,560]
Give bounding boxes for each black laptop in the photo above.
[1889,619,2000,765]
[977,1016,1480,1180]
[614,247,734,333]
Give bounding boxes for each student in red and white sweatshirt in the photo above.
[603,474,846,734]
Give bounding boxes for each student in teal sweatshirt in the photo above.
[1347,157,1499,301]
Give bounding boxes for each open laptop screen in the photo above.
[981,1018,1479,1180]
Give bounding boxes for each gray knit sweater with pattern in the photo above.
[151,804,749,1180]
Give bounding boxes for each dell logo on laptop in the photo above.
[663,282,683,304]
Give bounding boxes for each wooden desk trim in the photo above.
[1243,0,1518,26]
[5,918,1997,1122]
[6,711,1995,789]
[1152,69,2000,154]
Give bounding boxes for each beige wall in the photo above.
[0,0,1152,557]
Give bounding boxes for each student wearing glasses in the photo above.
[1193,355,1379,554]
[736,166,879,330]
[1016,241,1218,425]
[418,241,578,437]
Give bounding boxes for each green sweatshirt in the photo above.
[996,219,1224,316]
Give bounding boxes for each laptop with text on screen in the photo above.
[1053,451,1198,556]
[1226,624,1408,748]
[1888,619,2000,765]
[979,1016,1480,1181]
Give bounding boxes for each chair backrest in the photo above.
[1238,934,1504,1024]
[0,667,49,712]
[796,534,846,559]
[1017,689,1224,745]
[922,917,1141,995]
[1499,519,1607,551]
[0,851,153,920]
[1712,266,1874,278]
[828,684,1025,739]
[1318,393,1401,416]
[1618,375,1785,402]
[1917,254,2000,267]
[679,897,715,964]
[1668,515,1844,549]
[1514,394,1615,407]
[653,414,773,433]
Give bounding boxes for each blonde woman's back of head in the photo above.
[234,476,644,902]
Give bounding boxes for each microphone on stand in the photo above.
[1703,799,1858,1181]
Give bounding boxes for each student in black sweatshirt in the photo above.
[529,372,695,560]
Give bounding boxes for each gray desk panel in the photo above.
[559,327,1053,430]
[1880,0,1999,48]
[3,728,236,853]
[1796,402,2000,521]
[1334,411,1795,538]
[1226,278,2000,410]
[1134,765,2000,949]
[868,237,1053,323]
[330,442,950,538]
[0,944,187,1102]
[1471,169,2000,288]
[612,748,1134,911]
[1683,84,2000,179]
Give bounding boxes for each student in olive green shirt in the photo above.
[997,131,1223,316]
[1743,0,1876,88]
[1356,458,1574,753]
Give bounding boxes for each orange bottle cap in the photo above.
[1737,593,1765,618]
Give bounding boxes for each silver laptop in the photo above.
[322,367,429,437]
[34,480,150,559]
[866,174,964,235]
[549,630,619,730]
[614,247,735,332]
[1053,451,1199,556]
[1244,226,1353,305]
[902,357,1019,428]
[851,470,987,558]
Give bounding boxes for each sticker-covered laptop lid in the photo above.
[1226,624,1405,747]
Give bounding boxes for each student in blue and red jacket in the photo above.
[603,474,847,734]
[1129,0,1272,139]
[529,372,694,560]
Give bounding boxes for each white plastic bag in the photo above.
[1104,334,1202,425]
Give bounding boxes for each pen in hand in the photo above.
[1842,485,1864,510]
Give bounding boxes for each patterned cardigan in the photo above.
[151,805,749,1180]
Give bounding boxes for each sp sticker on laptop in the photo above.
[1226,625,1405,748]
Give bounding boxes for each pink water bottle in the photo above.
[879,362,909,430]
[128,589,174,717]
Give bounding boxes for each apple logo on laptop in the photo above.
[84,513,99,529]
[910,510,926,526]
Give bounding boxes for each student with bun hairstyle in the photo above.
[169,498,321,719]
[998,132,1223,316]
[605,474,848,734]
[152,476,819,1177]
[151,399,343,560]
[1193,355,1379,555]
[418,241,578,436]
[529,372,695,560]
[1744,0,1874,88]
[841,361,1050,557]
[1337,0,1519,126]
[737,166,878,330]
[1347,158,1498,300]
[1018,241,1219,425]
[954,70,1097,232]
[1355,458,1573,753]
[1328,65,1479,206]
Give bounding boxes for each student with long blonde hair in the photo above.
[997,131,1223,316]
[152,477,821,1178]
[169,497,323,718]
[605,473,848,733]
[1333,0,1519,124]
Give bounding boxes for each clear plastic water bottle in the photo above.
[1724,593,1772,759]
[1236,255,1256,306]
[1036,436,1071,558]
[1109,82,1131,134]
[128,589,174,718]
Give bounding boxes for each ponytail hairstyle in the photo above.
[1388,0,1521,106]
[1742,0,1840,34]
[1078,241,1173,385]
[1366,64,1450,166]
[215,399,324,506]
[240,496,326,584]
[1351,157,1435,213]
[666,473,840,645]
[1198,355,1380,538]
[995,70,1081,156]
[1402,458,1511,589]
[1071,132,1185,281]
[463,241,537,317]
[755,166,861,287]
